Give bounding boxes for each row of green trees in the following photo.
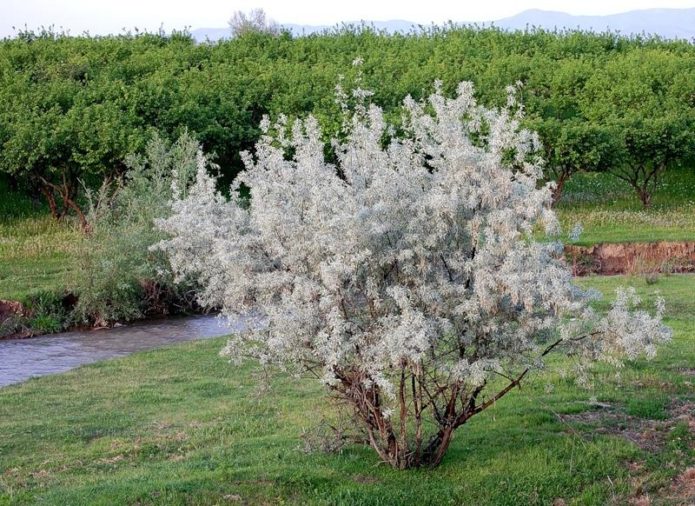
[1,26,693,217]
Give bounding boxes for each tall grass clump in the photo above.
[72,132,203,325]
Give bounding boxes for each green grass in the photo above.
[1,275,693,505]
[557,168,695,245]
[0,179,80,301]
[557,207,695,246]
[0,215,79,301]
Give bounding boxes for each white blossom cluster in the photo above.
[156,81,670,421]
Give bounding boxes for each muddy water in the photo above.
[0,315,239,388]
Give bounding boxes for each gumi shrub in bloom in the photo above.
[156,80,671,469]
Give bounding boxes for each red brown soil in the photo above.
[0,299,30,339]
[671,467,695,503]
[559,401,695,453]
[565,242,695,276]
[0,300,26,319]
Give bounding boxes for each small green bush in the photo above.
[72,132,202,325]
[644,272,660,285]
[28,313,64,334]
[0,313,24,338]
[22,290,73,335]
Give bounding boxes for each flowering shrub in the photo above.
[157,81,671,468]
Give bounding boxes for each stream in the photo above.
[0,315,237,388]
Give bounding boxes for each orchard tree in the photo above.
[159,81,671,469]
[0,30,200,226]
[609,115,692,208]
[530,119,617,205]
[580,49,695,208]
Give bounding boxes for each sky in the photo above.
[2,0,695,37]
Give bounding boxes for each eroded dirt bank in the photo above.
[565,241,695,276]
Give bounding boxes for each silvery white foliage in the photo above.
[156,81,671,468]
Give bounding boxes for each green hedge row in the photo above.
[1,26,694,210]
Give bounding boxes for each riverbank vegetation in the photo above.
[2,154,695,338]
[0,134,203,336]
[4,167,693,305]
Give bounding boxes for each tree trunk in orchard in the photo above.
[637,187,652,209]
[39,173,91,233]
[612,163,664,210]
[39,184,64,220]
[61,192,90,233]
[550,169,571,207]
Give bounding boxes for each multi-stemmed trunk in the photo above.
[38,172,90,232]
[332,365,527,468]
[330,335,578,469]
[549,167,572,207]
[609,163,665,210]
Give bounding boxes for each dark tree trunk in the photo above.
[329,335,593,469]
[421,426,455,468]
[637,187,652,209]
[39,184,63,220]
[61,191,90,233]
[551,169,570,207]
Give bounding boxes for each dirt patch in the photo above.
[565,403,695,504]
[0,300,26,318]
[559,401,695,453]
[633,464,695,505]
[671,402,695,434]
[0,299,30,339]
[578,413,666,452]
[631,377,678,393]
[627,496,651,506]
[565,241,695,276]
[651,467,695,505]
[98,454,126,465]
[352,474,381,485]
[671,467,695,503]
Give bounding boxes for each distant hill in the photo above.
[495,8,695,39]
[191,7,695,42]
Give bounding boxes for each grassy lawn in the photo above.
[1,274,693,505]
[557,208,695,246]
